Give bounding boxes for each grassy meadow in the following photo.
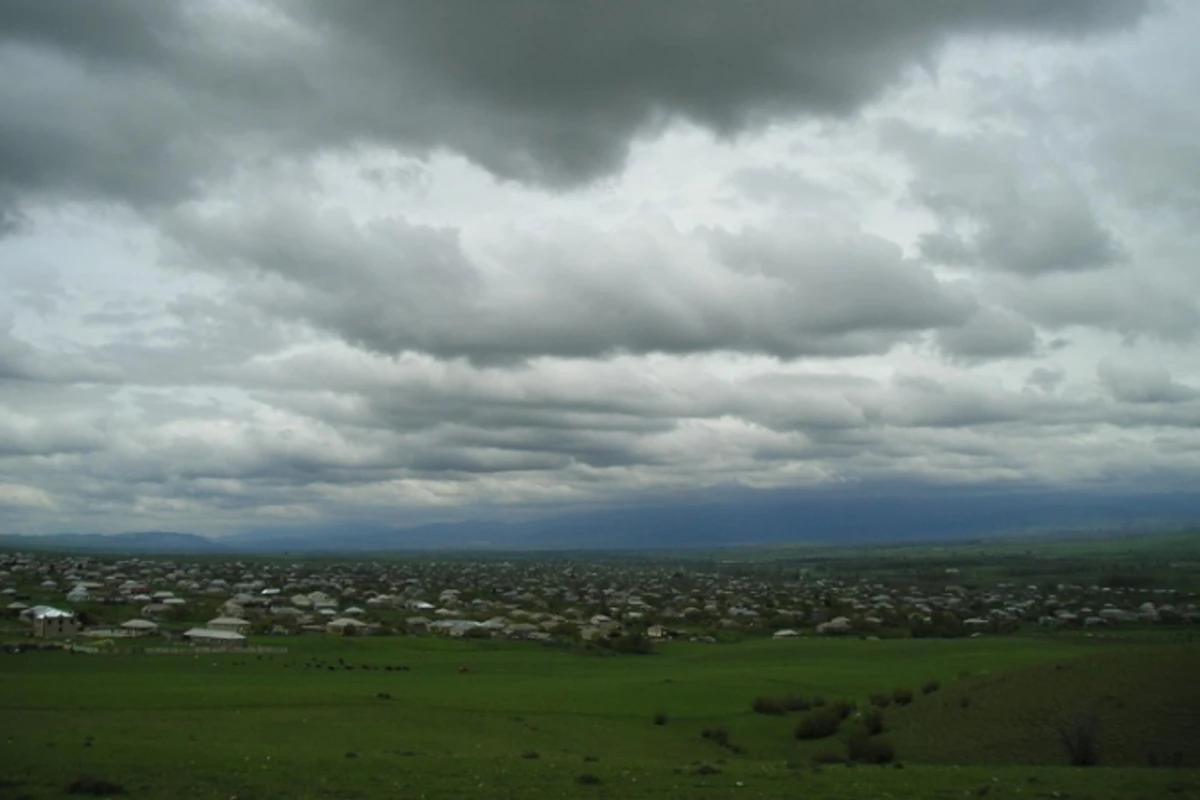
[2,632,1198,799]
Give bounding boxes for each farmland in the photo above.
[2,535,1198,798]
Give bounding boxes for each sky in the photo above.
[1,0,1198,536]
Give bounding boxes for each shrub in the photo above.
[1057,714,1099,767]
[652,712,668,726]
[66,777,126,796]
[610,632,655,654]
[794,708,843,740]
[752,695,788,715]
[809,695,828,708]
[862,708,885,735]
[847,731,895,764]
[521,750,540,760]
[782,695,812,712]
[869,692,892,709]
[575,773,603,786]
[922,679,941,695]
[892,688,914,706]
[832,699,857,719]
[701,727,731,747]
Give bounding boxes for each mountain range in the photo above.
[2,482,1198,554]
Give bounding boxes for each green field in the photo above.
[2,634,1198,799]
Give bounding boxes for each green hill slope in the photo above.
[887,642,1200,767]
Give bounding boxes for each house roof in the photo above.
[206,616,249,625]
[183,628,246,640]
[25,605,74,619]
[121,619,158,629]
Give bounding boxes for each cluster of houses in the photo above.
[0,550,1195,648]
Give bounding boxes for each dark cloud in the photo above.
[1098,360,1198,404]
[0,0,1148,223]
[0,325,122,384]
[1025,366,1066,394]
[884,121,1125,275]
[935,306,1038,363]
[165,202,973,361]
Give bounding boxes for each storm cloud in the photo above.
[1,0,1197,535]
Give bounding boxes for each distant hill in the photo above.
[6,482,1200,554]
[0,531,229,554]
[222,483,1200,552]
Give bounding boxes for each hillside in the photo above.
[886,641,1200,767]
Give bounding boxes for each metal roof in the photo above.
[183,627,246,640]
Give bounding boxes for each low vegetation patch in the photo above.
[922,679,941,695]
[893,688,914,706]
[700,725,743,753]
[751,694,811,715]
[847,730,896,764]
[1057,713,1100,767]
[66,776,126,796]
[794,707,844,740]
[812,749,848,765]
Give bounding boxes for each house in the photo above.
[26,606,80,639]
[772,628,799,639]
[183,628,247,648]
[120,619,159,637]
[206,616,251,634]
[326,617,370,636]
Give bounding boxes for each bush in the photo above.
[701,727,731,747]
[892,688,914,706]
[575,773,603,786]
[521,750,540,759]
[66,777,126,796]
[752,695,788,715]
[782,695,812,712]
[847,731,896,764]
[652,711,668,726]
[922,679,941,695]
[753,694,812,714]
[869,692,892,709]
[862,708,885,735]
[794,708,843,740]
[832,700,857,719]
[606,632,654,655]
[1057,714,1099,767]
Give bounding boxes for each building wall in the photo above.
[33,616,79,639]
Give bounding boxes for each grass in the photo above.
[1,633,1198,798]
[887,642,1200,767]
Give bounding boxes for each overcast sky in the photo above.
[2,1,1198,535]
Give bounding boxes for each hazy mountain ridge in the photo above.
[0,531,229,553]
[4,484,1198,554]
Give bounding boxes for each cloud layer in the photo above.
[1,0,1197,534]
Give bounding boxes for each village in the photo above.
[2,548,1195,651]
